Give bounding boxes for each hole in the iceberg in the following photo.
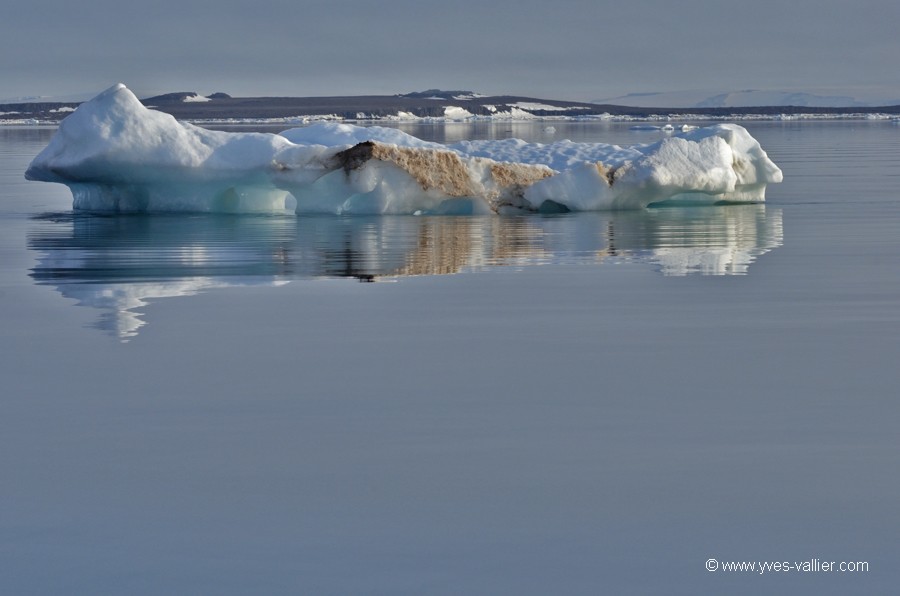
[538,200,570,214]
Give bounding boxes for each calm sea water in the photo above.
[1,121,898,595]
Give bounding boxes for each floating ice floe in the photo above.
[25,84,783,215]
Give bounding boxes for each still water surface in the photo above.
[1,121,898,595]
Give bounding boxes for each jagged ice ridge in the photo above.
[25,84,783,215]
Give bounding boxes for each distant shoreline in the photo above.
[3,91,900,125]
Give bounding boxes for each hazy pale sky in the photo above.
[3,0,899,101]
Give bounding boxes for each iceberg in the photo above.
[25,84,783,214]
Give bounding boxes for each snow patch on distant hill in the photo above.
[594,89,900,108]
[509,102,590,112]
[182,94,211,103]
[696,91,861,108]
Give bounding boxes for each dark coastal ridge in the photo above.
[4,88,900,122]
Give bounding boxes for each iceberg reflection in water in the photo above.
[28,205,783,339]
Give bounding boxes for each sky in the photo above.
[3,0,900,103]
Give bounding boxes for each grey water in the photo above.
[1,121,898,595]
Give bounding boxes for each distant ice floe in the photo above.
[443,106,475,120]
[25,84,783,215]
[629,124,701,133]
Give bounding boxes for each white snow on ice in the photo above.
[25,84,783,215]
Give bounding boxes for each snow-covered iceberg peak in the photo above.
[26,83,298,213]
[26,84,783,214]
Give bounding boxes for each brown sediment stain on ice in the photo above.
[333,141,478,196]
[596,162,622,186]
[332,141,554,209]
[489,161,553,188]
[487,161,555,210]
